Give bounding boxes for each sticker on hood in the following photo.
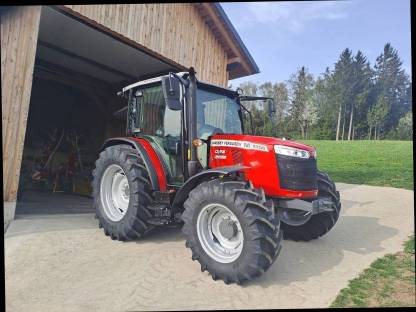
[210,140,268,152]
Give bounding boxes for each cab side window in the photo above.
[134,85,183,184]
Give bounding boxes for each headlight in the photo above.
[274,145,310,159]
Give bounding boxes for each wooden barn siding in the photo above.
[64,4,229,86]
[1,6,42,202]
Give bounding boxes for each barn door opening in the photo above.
[14,6,178,218]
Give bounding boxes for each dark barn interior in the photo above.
[15,7,177,216]
[16,78,124,215]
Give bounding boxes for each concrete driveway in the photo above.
[5,183,414,311]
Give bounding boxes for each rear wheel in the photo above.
[92,144,154,240]
[281,171,341,241]
[181,179,282,284]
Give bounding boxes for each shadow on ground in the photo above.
[15,190,94,215]
[7,190,399,288]
[244,214,398,287]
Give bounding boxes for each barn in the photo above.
[1,4,258,228]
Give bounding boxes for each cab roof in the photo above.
[122,72,238,98]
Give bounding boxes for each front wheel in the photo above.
[181,179,283,284]
[281,170,341,241]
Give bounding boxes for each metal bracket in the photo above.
[146,204,172,226]
[277,198,334,215]
[148,204,171,218]
[153,191,171,203]
[312,199,335,214]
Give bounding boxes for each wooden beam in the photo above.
[34,59,130,118]
[35,58,116,92]
[228,57,242,64]
[1,6,42,203]
[34,69,108,115]
[37,39,137,81]
[52,5,185,72]
[137,69,173,81]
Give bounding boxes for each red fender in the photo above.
[130,137,167,192]
[102,137,167,192]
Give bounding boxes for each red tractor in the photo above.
[92,68,341,284]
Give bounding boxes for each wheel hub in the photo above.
[100,164,130,222]
[197,203,244,263]
[120,181,130,201]
[218,219,238,240]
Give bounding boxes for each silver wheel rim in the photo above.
[197,203,244,263]
[100,164,130,222]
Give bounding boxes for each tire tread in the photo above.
[181,179,282,285]
[92,144,155,241]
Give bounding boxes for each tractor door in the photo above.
[128,84,184,186]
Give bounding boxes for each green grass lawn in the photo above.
[298,140,414,307]
[300,140,413,190]
[330,235,415,308]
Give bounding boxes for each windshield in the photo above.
[196,88,243,138]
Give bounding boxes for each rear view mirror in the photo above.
[267,100,275,118]
[162,76,182,110]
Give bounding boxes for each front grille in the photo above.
[276,154,317,191]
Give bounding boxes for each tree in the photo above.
[287,66,315,139]
[273,82,290,124]
[238,81,258,96]
[332,48,355,141]
[395,111,413,140]
[348,51,373,140]
[232,43,411,141]
[313,68,340,139]
[258,81,289,136]
[373,43,410,137]
[238,81,269,136]
[367,95,389,140]
[258,82,276,135]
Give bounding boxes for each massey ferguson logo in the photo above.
[211,140,268,152]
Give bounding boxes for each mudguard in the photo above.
[101,137,167,192]
[172,165,249,210]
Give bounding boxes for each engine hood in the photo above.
[208,134,318,198]
[210,134,315,153]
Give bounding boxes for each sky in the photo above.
[221,0,412,86]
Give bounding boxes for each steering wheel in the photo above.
[198,124,223,139]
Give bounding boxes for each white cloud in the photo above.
[228,1,349,33]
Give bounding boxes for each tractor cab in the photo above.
[120,69,272,186]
